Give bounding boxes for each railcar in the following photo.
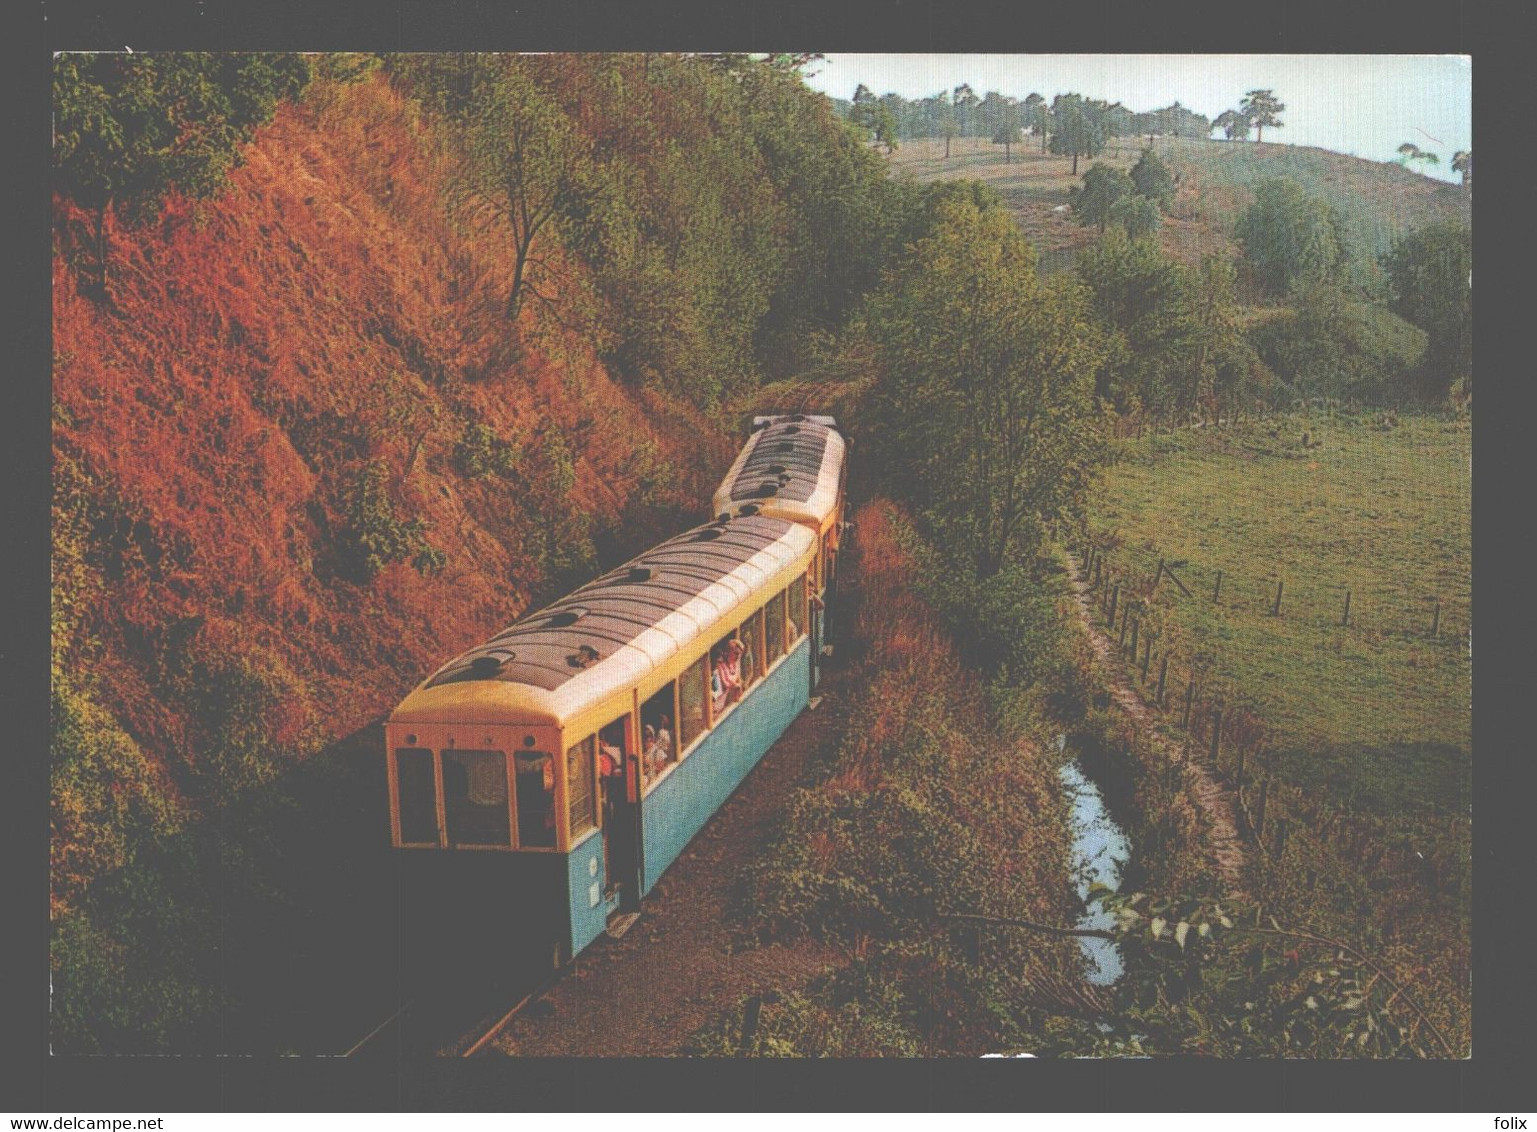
[386,417,847,968]
[711,413,848,681]
[387,514,821,963]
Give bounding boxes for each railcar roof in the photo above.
[390,514,813,728]
[711,414,844,525]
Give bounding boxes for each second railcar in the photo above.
[712,412,848,680]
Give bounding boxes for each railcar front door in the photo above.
[598,718,644,916]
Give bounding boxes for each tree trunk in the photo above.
[1072,153,1079,175]
[94,205,109,298]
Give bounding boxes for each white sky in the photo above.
[804,55,1471,183]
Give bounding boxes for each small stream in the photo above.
[1058,754,1132,985]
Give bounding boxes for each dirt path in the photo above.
[1065,555,1249,898]
[489,670,847,1057]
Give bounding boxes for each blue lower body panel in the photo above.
[639,639,812,895]
[566,830,611,958]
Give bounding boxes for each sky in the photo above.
[803,55,1471,183]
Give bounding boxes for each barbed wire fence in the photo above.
[1071,538,1471,978]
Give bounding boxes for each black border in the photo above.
[16,0,1533,1113]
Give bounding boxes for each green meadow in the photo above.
[1088,411,1470,816]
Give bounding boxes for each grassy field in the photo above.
[1086,411,1470,816]
[887,135,1471,284]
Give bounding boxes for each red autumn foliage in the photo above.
[52,77,729,821]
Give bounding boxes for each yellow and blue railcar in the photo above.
[711,413,847,677]
[386,513,819,963]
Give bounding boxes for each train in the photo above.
[384,413,847,967]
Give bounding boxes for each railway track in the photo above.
[343,966,569,1058]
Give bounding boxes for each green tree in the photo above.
[1397,143,1440,172]
[849,83,878,135]
[1213,108,1251,141]
[1023,92,1050,152]
[1381,221,1472,398]
[938,93,959,158]
[52,52,310,296]
[1078,229,1204,417]
[869,199,1105,577]
[872,101,900,154]
[1239,89,1284,142]
[1072,164,1134,231]
[952,83,979,137]
[1049,93,1105,175]
[454,61,592,322]
[1235,178,1348,296]
[988,97,1020,163]
[1130,147,1175,210]
[1451,150,1472,189]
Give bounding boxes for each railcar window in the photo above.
[443,749,510,846]
[678,654,709,751]
[515,751,557,848]
[740,608,764,688]
[640,685,676,784]
[396,747,438,845]
[787,573,807,642]
[566,735,597,839]
[764,588,786,661]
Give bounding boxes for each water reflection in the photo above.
[1058,758,1131,985]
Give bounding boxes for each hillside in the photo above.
[50,71,736,918]
[886,134,1471,283]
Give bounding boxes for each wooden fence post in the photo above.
[1107,583,1119,628]
[1272,579,1284,617]
[1141,638,1152,682]
[1128,617,1138,658]
[1342,589,1351,627]
[1156,656,1168,705]
[1183,677,1196,729]
[1213,570,1223,604]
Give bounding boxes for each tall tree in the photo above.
[1451,150,1472,190]
[1213,109,1251,141]
[1238,89,1284,142]
[938,93,959,158]
[952,84,979,137]
[849,83,878,135]
[870,199,1104,577]
[454,62,593,323]
[52,52,310,296]
[1023,92,1049,152]
[872,101,900,153]
[1049,93,1105,175]
[988,95,1020,163]
[1381,221,1472,399]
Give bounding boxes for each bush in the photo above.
[176,639,321,806]
[1249,291,1426,404]
[337,459,442,582]
[453,420,525,480]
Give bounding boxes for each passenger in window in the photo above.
[713,640,744,712]
[655,713,672,764]
[644,718,672,777]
